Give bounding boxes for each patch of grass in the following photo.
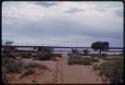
[68,54,99,65]
[91,54,107,57]
[103,56,123,61]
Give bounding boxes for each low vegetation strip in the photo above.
[68,54,99,65]
[93,59,123,84]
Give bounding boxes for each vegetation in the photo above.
[90,53,108,60]
[68,54,99,65]
[38,52,53,60]
[71,48,79,54]
[37,47,55,60]
[83,49,89,56]
[91,41,109,54]
[94,60,123,84]
[52,53,62,57]
[6,60,22,73]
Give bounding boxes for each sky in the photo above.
[2,1,123,47]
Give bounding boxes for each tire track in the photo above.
[60,57,63,83]
[51,57,64,84]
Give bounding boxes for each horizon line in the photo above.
[2,45,123,49]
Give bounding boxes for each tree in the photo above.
[71,48,79,54]
[2,40,14,83]
[2,41,14,58]
[91,41,109,54]
[83,49,89,56]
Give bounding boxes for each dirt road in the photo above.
[53,56,103,84]
[9,55,103,84]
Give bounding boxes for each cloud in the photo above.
[114,9,123,17]
[2,1,123,47]
[64,8,85,13]
[34,2,58,8]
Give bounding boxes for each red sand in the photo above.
[8,56,104,84]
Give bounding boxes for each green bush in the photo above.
[6,60,21,73]
[97,60,123,84]
[68,54,99,65]
[68,58,83,65]
[38,52,53,60]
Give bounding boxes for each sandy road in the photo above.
[9,55,104,84]
[51,54,103,84]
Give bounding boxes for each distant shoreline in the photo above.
[2,45,123,49]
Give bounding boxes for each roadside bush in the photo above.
[25,62,50,71]
[70,54,81,59]
[71,48,79,54]
[90,57,99,62]
[83,49,89,56]
[53,53,62,57]
[93,64,100,70]
[6,60,21,73]
[97,60,123,84]
[68,58,83,65]
[19,52,31,58]
[68,54,99,65]
[38,52,53,60]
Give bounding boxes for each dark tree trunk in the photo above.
[99,49,101,55]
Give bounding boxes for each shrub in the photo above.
[83,49,89,56]
[80,58,92,65]
[90,57,99,62]
[93,64,100,70]
[53,53,62,57]
[70,54,81,59]
[68,54,99,65]
[71,48,79,54]
[6,60,21,73]
[38,52,53,60]
[68,58,83,65]
[97,60,123,84]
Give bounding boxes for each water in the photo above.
[15,47,123,55]
[53,48,122,55]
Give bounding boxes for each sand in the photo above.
[7,55,104,84]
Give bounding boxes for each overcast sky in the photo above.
[2,1,123,47]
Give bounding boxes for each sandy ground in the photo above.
[8,55,104,84]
